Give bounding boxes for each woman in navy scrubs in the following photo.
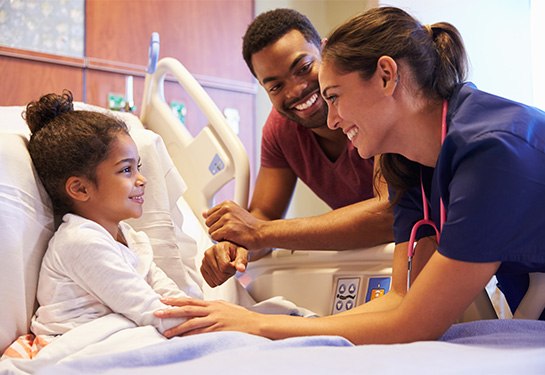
[319,6,545,321]
[156,6,545,343]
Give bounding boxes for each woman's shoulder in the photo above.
[449,84,545,151]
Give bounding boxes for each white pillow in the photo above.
[127,129,204,299]
[1,106,31,136]
[0,133,54,354]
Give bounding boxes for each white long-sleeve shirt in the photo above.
[31,214,189,335]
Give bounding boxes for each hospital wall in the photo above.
[0,0,257,201]
[382,0,534,106]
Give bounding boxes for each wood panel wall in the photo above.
[0,0,257,199]
[0,48,85,104]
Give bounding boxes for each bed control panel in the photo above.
[364,277,391,303]
[332,277,360,314]
[332,276,392,315]
[208,154,225,175]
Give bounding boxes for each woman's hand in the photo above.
[154,297,260,338]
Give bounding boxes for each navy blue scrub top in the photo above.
[391,83,545,318]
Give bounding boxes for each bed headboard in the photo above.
[140,34,250,227]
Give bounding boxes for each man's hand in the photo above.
[203,201,265,250]
[200,241,248,287]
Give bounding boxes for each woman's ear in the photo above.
[377,56,399,95]
[320,38,328,51]
[65,176,91,202]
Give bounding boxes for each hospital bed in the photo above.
[1,34,545,375]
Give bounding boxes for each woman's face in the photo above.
[318,61,395,159]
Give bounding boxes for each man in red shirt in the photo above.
[200,8,393,287]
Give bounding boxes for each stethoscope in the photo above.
[406,100,448,291]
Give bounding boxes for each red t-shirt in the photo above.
[261,108,375,209]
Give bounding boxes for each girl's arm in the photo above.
[67,237,187,333]
[146,261,191,299]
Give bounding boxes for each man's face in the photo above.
[251,30,328,129]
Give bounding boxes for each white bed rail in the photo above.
[140,35,249,227]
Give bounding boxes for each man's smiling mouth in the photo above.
[294,93,318,111]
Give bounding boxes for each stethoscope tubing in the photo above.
[406,100,448,291]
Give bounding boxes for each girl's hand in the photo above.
[154,297,259,338]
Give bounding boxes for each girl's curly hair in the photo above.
[25,90,129,215]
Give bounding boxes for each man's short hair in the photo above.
[242,8,321,77]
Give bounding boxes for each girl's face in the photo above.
[318,61,395,159]
[84,133,146,233]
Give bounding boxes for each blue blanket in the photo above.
[38,320,545,375]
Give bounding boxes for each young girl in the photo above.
[153,6,545,345]
[24,91,190,338]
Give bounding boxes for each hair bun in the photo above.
[25,90,74,134]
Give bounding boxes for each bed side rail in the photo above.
[140,35,249,227]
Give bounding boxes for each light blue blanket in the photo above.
[38,320,545,375]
